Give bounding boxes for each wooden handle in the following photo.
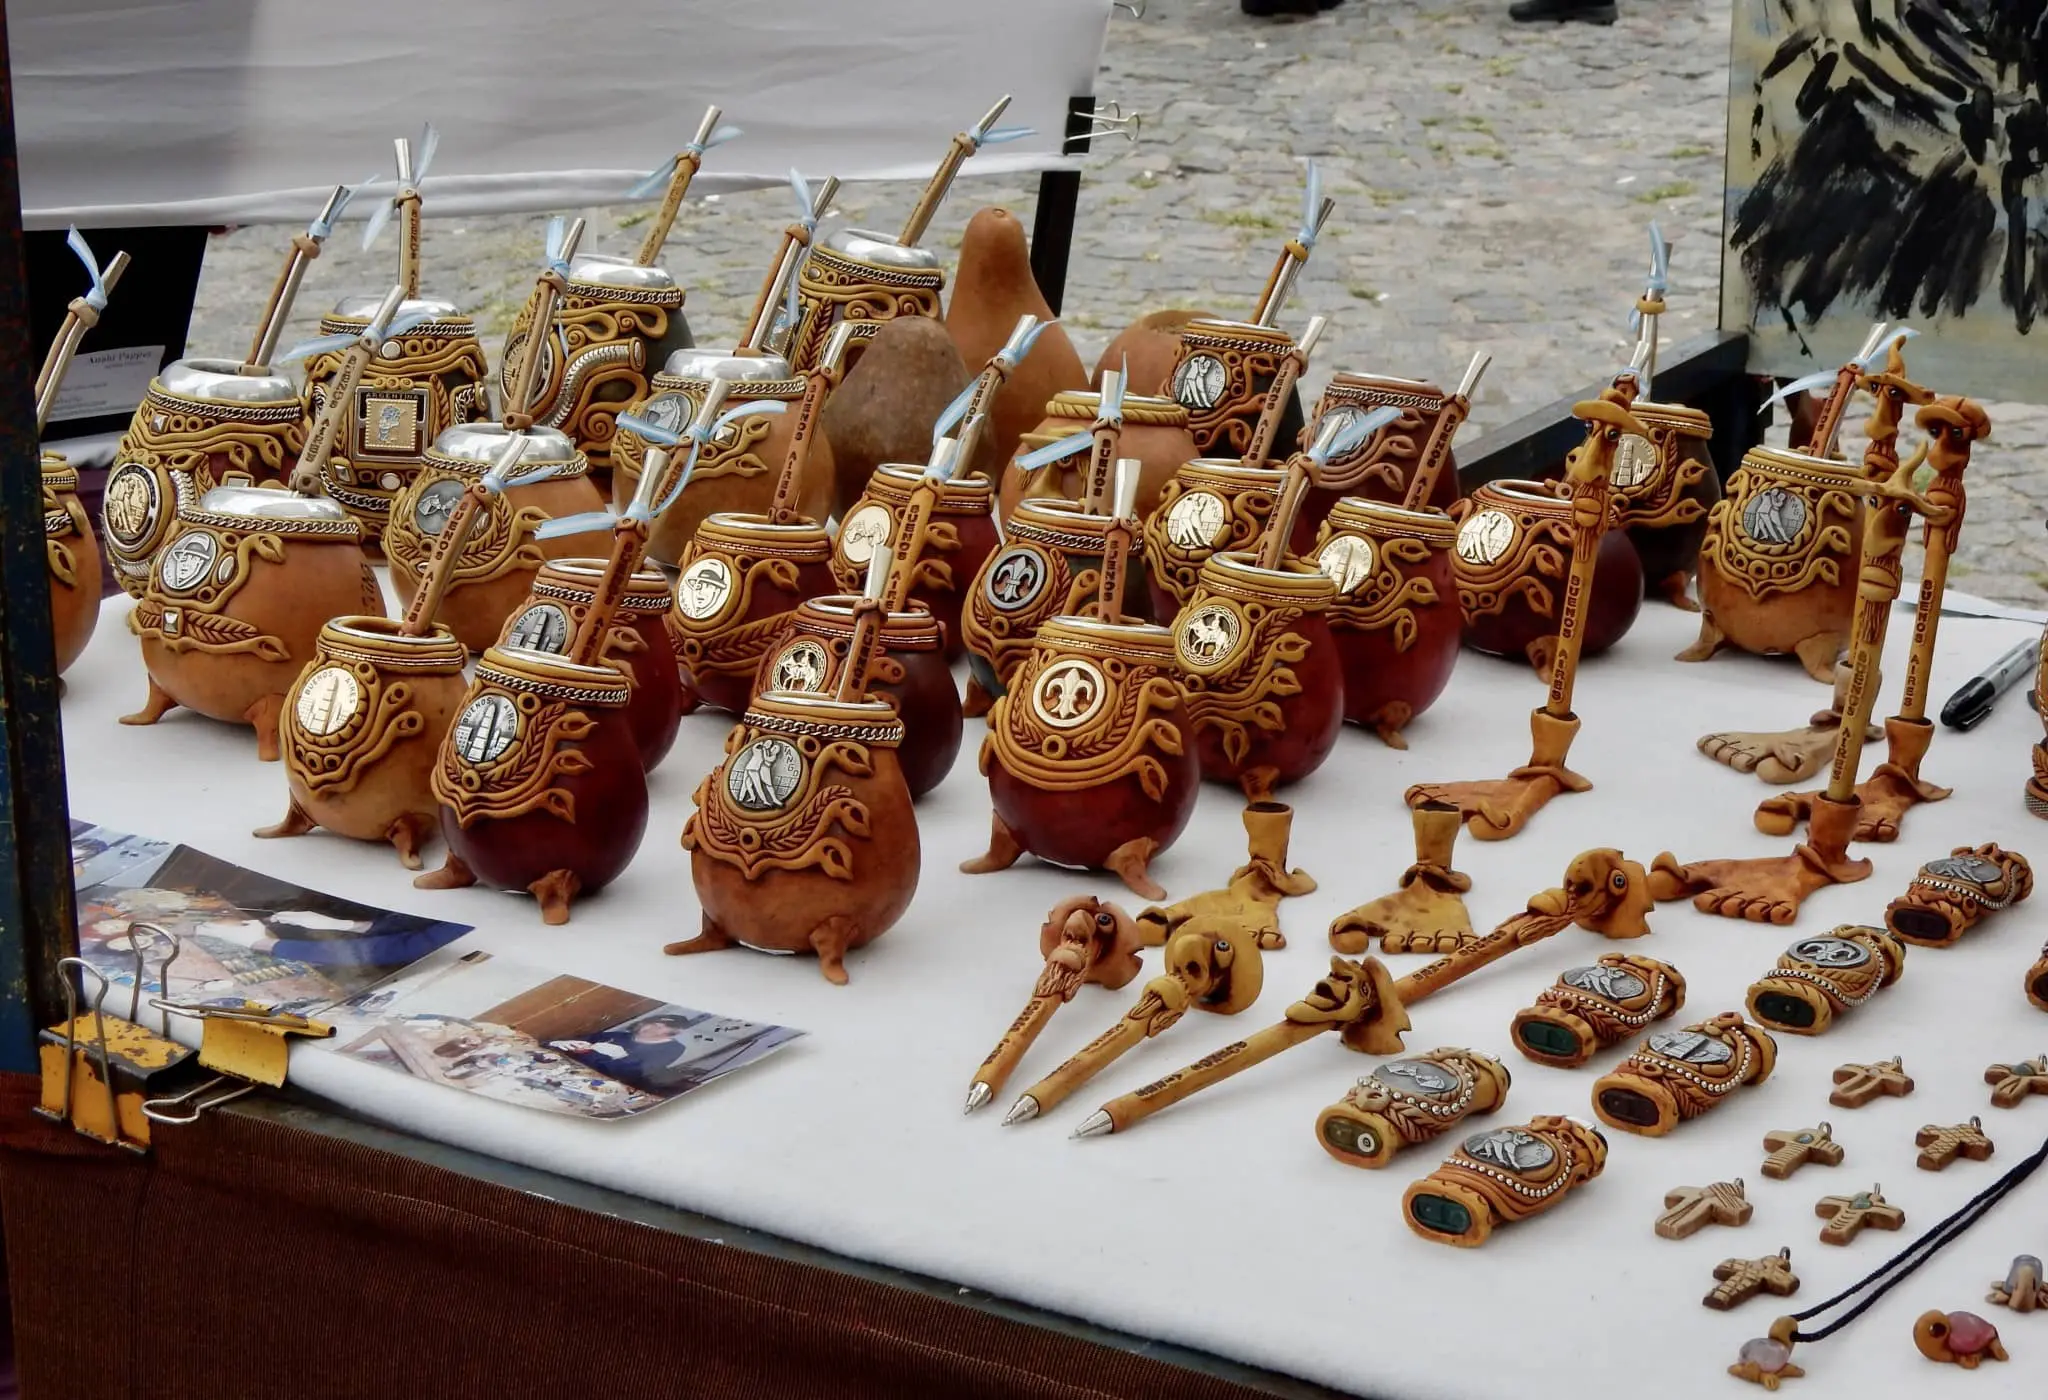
[972,995,1063,1106]
[568,523,647,667]
[1090,1020,1327,1135]
[399,487,486,636]
[1401,352,1489,510]
[1021,1011,1154,1118]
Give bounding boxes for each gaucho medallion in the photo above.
[1176,602,1245,670]
[768,638,831,694]
[1456,509,1514,566]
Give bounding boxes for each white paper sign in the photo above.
[46,344,160,422]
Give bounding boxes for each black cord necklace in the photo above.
[1729,1130,2048,1387]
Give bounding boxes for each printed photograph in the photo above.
[318,949,805,1121]
[70,820,474,1018]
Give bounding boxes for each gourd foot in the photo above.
[1105,837,1166,902]
[1675,613,1727,663]
[1368,701,1413,750]
[245,692,286,761]
[810,914,861,985]
[413,853,476,891]
[959,810,1024,875]
[1793,630,1845,684]
[253,801,316,841]
[529,869,582,926]
[385,812,435,871]
[1657,570,1700,611]
[120,679,179,727]
[962,675,995,719]
[665,916,734,958]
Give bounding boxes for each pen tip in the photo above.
[1001,1096,1039,1126]
[1072,1109,1114,1139]
[964,1082,992,1114]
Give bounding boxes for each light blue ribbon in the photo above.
[307,184,363,242]
[543,215,572,277]
[1311,404,1397,464]
[1298,160,1323,249]
[1766,328,1920,405]
[1099,357,1127,424]
[626,122,743,199]
[1015,428,1095,472]
[1627,222,1670,333]
[362,123,439,251]
[931,319,1058,443]
[65,228,112,312]
[974,125,1035,148]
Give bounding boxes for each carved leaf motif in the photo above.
[988,662,1184,801]
[684,736,878,880]
[46,539,77,589]
[431,693,600,828]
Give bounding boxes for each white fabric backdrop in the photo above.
[12,0,1110,229]
[58,588,2048,1400]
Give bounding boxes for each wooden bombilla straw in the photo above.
[1095,459,1143,623]
[932,314,1053,475]
[835,549,896,703]
[1403,351,1650,842]
[358,125,442,301]
[1767,325,1920,470]
[397,432,533,636]
[1072,850,1653,1138]
[1078,365,1128,512]
[1655,452,1951,923]
[630,105,741,269]
[1781,321,1892,461]
[1400,350,1493,511]
[739,170,839,354]
[501,216,587,429]
[880,429,970,613]
[1253,159,1336,328]
[35,229,131,435]
[1241,314,1328,468]
[242,184,357,373]
[1254,404,1396,572]
[280,285,421,497]
[965,896,1146,1113]
[898,96,1032,249]
[767,321,857,524]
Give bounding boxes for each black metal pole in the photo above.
[1029,97,1094,315]
[0,7,81,1072]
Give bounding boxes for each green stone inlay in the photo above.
[1411,1193,1471,1236]
[1517,1019,1581,1058]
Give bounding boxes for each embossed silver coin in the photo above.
[1172,353,1228,412]
[1456,508,1515,565]
[677,557,735,621]
[985,547,1048,612]
[102,463,160,549]
[1176,603,1243,668]
[727,738,803,811]
[452,693,520,764]
[1562,964,1648,1001]
[838,504,893,565]
[1611,432,1658,489]
[157,532,218,593]
[506,603,571,653]
[412,478,467,537]
[1462,1127,1555,1173]
[769,639,830,693]
[1788,936,1872,967]
[1031,658,1107,730]
[1376,1058,1459,1097]
[1648,1028,1734,1065]
[294,667,362,736]
[1742,487,1808,545]
[1316,534,1376,594]
[1924,855,2003,885]
[1165,490,1228,550]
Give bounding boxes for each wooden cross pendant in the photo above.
[1916,1117,1993,1171]
[1984,1056,2048,1109]
[1830,1056,1913,1108]
[1761,1123,1843,1179]
[1704,1247,1800,1311]
[1816,1184,1905,1245]
[1657,1179,1752,1239]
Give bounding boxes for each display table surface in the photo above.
[54,587,2048,1400]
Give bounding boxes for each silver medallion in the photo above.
[1316,534,1376,594]
[636,392,694,440]
[1031,658,1108,730]
[506,603,571,653]
[985,546,1049,612]
[452,693,520,764]
[727,737,803,811]
[157,532,218,593]
[1461,1127,1555,1173]
[1456,508,1515,566]
[1375,1058,1459,1097]
[1742,487,1808,545]
[1788,936,1871,968]
[102,463,161,549]
[413,478,468,537]
[1562,963,1647,1001]
[1164,490,1228,550]
[1171,353,1229,412]
[1648,1028,1734,1065]
[676,557,735,621]
[1176,603,1243,668]
[1610,432,1658,489]
[769,639,831,693]
[838,504,893,565]
[294,666,362,736]
[1925,855,2002,885]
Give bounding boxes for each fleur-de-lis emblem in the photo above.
[1031,658,1107,731]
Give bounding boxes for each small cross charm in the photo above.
[1761,1123,1843,1179]
[1705,1247,1800,1311]
[1829,1056,1913,1109]
[1984,1056,2048,1109]
[1657,1179,1752,1239]
[1916,1117,1993,1171]
[1816,1184,1905,1245]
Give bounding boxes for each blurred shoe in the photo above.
[1509,0,1618,21]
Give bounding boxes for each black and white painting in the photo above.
[1722,0,2048,399]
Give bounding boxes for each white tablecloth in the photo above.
[13,0,1108,228]
[58,586,2048,1400]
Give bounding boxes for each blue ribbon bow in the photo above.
[65,228,112,312]
[1767,328,1920,405]
[626,121,743,199]
[362,124,439,251]
[1310,405,1398,464]
[537,400,788,537]
[543,216,572,277]
[307,183,364,242]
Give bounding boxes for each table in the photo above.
[36,585,2048,1400]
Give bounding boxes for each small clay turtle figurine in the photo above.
[1989,1254,2046,1313]
[1912,1310,2006,1368]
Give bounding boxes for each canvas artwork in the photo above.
[317,948,804,1121]
[1722,0,2047,400]
[68,820,474,1019]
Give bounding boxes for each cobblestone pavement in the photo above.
[185,0,2048,604]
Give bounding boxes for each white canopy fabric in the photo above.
[12,0,1111,229]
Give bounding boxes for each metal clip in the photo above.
[1064,101,1143,151]
[141,1077,257,1126]
[1114,0,1147,16]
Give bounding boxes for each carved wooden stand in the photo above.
[1329,799,1474,954]
[1136,802,1316,951]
